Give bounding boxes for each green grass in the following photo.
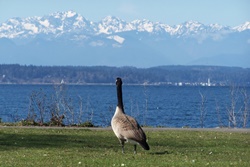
[0,127,250,167]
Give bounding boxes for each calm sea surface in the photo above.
[0,84,249,128]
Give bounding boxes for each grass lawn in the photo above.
[0,127,250,167]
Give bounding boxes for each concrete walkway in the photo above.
[1,126,250,133]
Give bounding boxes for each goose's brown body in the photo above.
[111,78,150,153]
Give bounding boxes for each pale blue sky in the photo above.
[0,0,249,26]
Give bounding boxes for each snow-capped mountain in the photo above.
[1,10,249,39]
[0,11,96,39]
[0,11,249,67]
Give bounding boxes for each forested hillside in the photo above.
[0,64,249,86]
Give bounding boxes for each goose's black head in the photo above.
[116,77,123,86]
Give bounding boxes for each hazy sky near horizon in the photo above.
[0,0,249,26]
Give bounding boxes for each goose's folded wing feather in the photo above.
[114,114,146,142]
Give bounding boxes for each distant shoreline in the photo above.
[1,64,250,86]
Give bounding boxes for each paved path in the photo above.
[1,126,250,133]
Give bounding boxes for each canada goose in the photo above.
[111,77,150,154]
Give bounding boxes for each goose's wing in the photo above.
[112,113,150,150]
[116,114,146,139]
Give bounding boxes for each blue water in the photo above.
[0,84,249,128]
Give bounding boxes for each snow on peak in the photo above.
[23,23,38,33]
[209,23,223,29]
[49,10,77,20]
[98,16,128,34]
[65,11,77,18]
[39,19,50,27]
[184,20,202,26]
[102,16,121,23]
[130,19,154,32]
[233,21,250,32]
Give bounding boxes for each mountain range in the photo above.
[0,11,249,67]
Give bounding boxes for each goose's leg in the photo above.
[134,145,137,154]
[121,141,125,154]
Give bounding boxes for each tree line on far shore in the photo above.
[0,64,250,86]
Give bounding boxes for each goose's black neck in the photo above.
[116,78,124,113]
